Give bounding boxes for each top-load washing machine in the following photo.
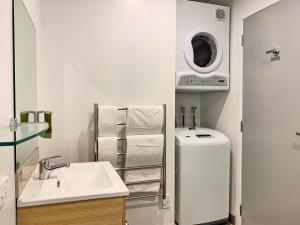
[175,127,230,225]
[176,0,230,92]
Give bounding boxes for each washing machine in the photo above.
[176,0,230,92]
[175,128,230,225]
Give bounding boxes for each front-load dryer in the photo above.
[176,0,230,92]
[175,128,230,225]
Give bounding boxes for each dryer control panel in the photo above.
[178,75,227,86]
[176,72,229,92]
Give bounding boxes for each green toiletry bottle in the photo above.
[20,112,29,123]
[44,111,52,139]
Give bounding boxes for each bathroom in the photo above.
[0,0,297,225]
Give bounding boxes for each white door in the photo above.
[242,1,300,225]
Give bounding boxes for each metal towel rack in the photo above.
[94,104,167,206]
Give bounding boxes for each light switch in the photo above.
[0,176,8,210]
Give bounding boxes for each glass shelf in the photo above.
[0,123,49,147]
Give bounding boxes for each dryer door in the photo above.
[184,32,223,74]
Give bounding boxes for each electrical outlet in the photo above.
[0,176,8,210]
[162,193,170,209]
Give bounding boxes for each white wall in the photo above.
[38,0,176,224]
[201,0,279,224]
[22,0,42,116]
[0,0,16,224]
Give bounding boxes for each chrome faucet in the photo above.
[181,106,186,127]
[189,106,197,130]
[39,155,70,180]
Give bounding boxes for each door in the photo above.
[242,1,300,225]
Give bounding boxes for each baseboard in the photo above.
[229,213,235,225]
[175,218,229,225]
[172,214,234,225]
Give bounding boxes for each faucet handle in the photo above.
[39,155,62,167]
[191,106,197,114]
[40,155,62,162]
[180,106,186,114]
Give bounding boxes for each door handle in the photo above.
[296,132,300,136]
[266,48,280,57]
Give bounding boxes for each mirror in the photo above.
[14,0,38,169]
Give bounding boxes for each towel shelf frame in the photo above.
[127,193,163,200]
[115,164,164,171]
[94,103,167,208]
[125,179,162,186]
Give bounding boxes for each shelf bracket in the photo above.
[9,118,20,132]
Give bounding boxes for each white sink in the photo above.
[18,162,129,207]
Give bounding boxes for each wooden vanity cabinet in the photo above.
[18,197,126,225]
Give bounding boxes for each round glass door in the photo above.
[184,32,222,74]
[192,34,217,67]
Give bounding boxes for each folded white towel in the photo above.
[125,134,164,166]
[125,134,163,193]
[98,106,117,137]
[97,137,117,167]
[116,109,127,138]
[126,106,164,136]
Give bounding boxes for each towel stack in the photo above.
[97,105,165,195]
[125,106,164,194]
[97,106,118,167]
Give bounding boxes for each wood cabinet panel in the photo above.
[18,197,125,225]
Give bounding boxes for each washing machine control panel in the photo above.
[196,134,214,139]
[178,75,227,86]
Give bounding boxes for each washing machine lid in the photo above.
[175,127,230,146]
[184,31,223,74]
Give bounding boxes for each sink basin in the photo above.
[18,162,129,207]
